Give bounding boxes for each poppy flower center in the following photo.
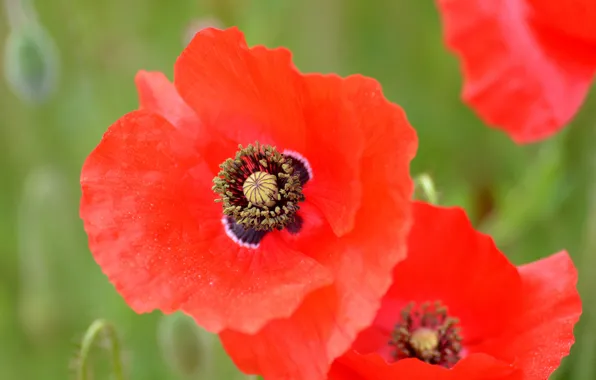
[389,301,462,368]
[243,171,278,207]
[213,142,308,239]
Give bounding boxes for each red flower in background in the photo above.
[80,27,417,379]
[438,0,596,143]
[329,202,581,379]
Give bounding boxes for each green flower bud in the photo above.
[4,23,59,104]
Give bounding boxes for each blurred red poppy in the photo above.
[438,0,596,143]
[80,27,417,379]
[329,202,581,379]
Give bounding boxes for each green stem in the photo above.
[77,319,124,380]
[569,152,596,379]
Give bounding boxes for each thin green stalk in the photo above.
[569,152,596,379]
[76,319,124,380]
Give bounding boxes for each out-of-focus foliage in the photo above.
[0,0,594,379]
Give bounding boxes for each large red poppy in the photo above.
[329,202,581,379]
[80,27,417,379]
[438,0,596,143]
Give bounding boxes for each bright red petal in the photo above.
[134,70,239,173]
[438,0,596,143]
[526,0,596,43]
[219,76,417,380]
[220,281,344,380]
[134,70,200,134]
[475,251,581,378]
[174,27,307,151]
[329,352,448,379]
[329,352,520,379]
[365,202,522,354]
[80,110,332,334]
[300,74,365,237]
[220,223,397,380]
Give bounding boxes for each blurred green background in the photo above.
[1,0,595,379]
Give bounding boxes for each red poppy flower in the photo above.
[329,201,581,379]
[80,27,417,379]
[438,0,596,143]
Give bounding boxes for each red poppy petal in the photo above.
[220,222,401,380]
[475,251,581,378]
[174,27,307,151]
[339,75,417,283]
[134,70,238,172]
[329,352,447,379]
[329,352,520,379]
[526,0,596,43]
[338,74,417,265]
[301,74,365,237]
[80,110,333,334]
[375,202,522,347]
[438,0,596,143]
[219,76,416,380]
[219,227,400,379]
[134,70,200,133]
[181,232,333,334]
[450,355,520,379]
[221,284,342,380]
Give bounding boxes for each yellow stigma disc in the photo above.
[410,328,439,354]
[243,171,278,207]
